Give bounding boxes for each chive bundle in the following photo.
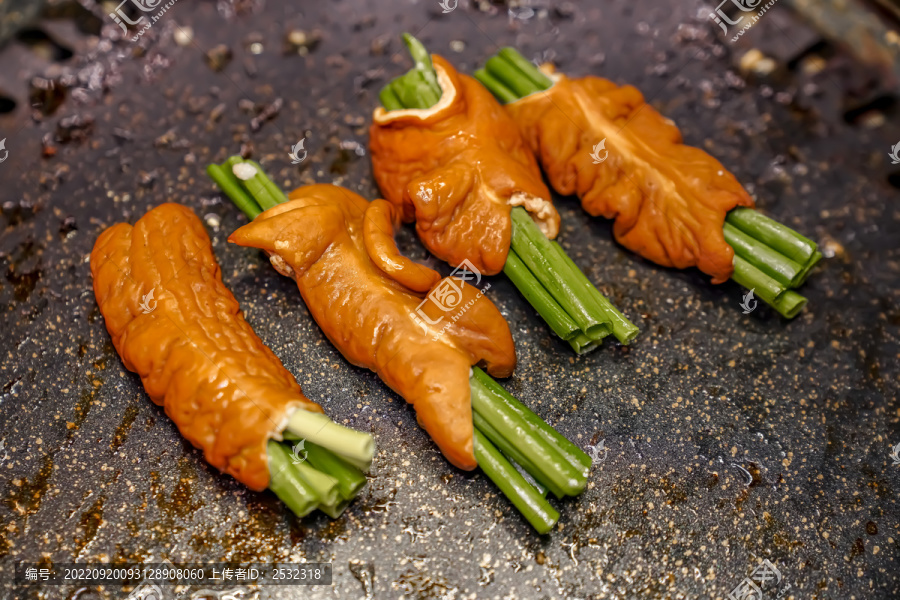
[267,410,374,519]
[474,47,822,319]
[379,34,639,352]
[208,157,592,532]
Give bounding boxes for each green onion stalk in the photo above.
[266,410,374,520]
[378,34,639,353]
[474,47,822,319]
[207,157,592,533]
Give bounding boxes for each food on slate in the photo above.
[90,203,373,519]
[209,159,592,532]
[476,47,821,318]
[369,34,638,352]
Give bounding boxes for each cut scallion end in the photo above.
[731,255,807,318]
[267,441,321,518]
[286,410,375,472]
[304,441,368,501]
[206,163,261,221]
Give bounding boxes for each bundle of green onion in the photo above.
[474,47,822,319]
[207,157,592,533]
[379,34,639,353]
[268,411,374,519]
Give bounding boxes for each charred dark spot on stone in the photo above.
[842,94,896,126]
[6,262,41,303]
[29,76,69,117]
[73,496,106,555]
[849,537,866,560]
[110,403,140,451]
[865,521,878,535]
[67,388,95,437]
[205,44,233,73]
[55,115,94,144]
[5,453,54,518]
[15,27,73,62]
[0,92,15,114]
[329,147,357,176]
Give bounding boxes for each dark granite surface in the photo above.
[0,1,898,598]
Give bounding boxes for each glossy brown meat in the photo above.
[91,203,322,492]
[369,55,559,276]
[229,185,517,470]
[505,71,755,284]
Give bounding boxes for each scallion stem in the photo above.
[485,55,542,98]
[726,207,817,265]
[723,222,803,288]
[473,429,559,534]
[304,441,368,501]
[473,411,566,499]
[473,368,592,475]
[267,441,321,518]
[731,256,807,319]
[379,84,404,111]
[378,33,442,110]
[510,207,612,340]
[245,159,289,205]
[286,410,375,472]
[503,249,579,340]
[548,240,639,344]
[291,457,341,509]
[498,47,554,90]
[206,164,261,220]
[472,68,519,104]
